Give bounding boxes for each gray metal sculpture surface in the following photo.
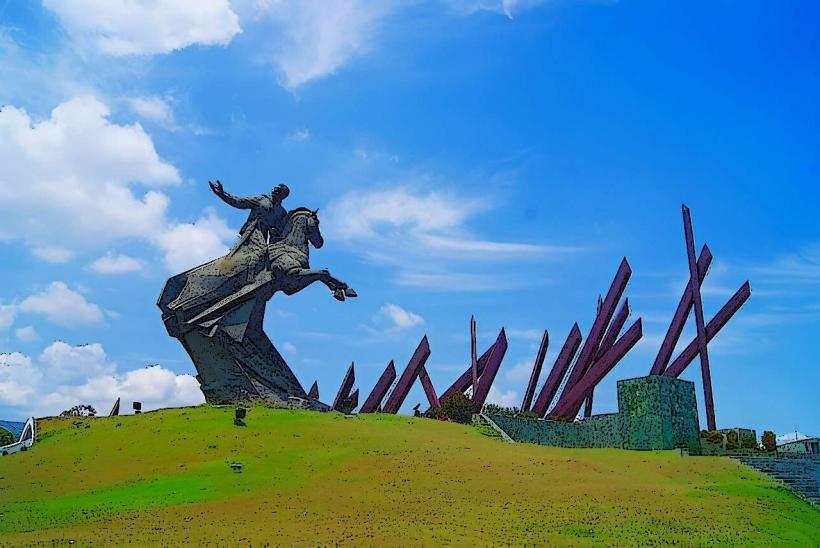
[158,181,357,407]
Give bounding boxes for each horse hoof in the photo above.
[344,288,358,298]
[333,289,346,301]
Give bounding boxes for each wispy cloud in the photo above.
[237,0,561,90]
[19,282,104,328]
[89,252,143,275]
[325,186,580,291]
[377,303,425,329]
[754,245,820,286]
[43,0,240,56]
[287,128,311,143]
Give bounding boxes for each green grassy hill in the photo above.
[1,406,817,545]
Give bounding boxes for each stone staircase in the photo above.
[732,455,820,506]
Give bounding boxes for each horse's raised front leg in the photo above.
[294,268,357,301]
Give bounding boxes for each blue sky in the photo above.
[0,1,817,438]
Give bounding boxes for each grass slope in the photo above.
[0,406,817,545]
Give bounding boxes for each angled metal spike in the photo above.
[360,361,397,413]
[472,329,509,412]
[331,362,355,412]
[550,319,643,420]
[563,259,632,394]
[682,205,716,430]
[521,330,549,412]
[650,245,713,375]
[418,365,440,410]
[665,282,751,378]
[382,336,431,414]
[532,323,582,418]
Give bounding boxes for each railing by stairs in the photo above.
[473,412,515,443]
[731,454,819,506]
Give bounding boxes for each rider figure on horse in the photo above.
[209,180,290,245]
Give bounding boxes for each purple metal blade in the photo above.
[472,329,509,412]
[382,336,431,414]
[665,281,751,378]
[438,345,493,406]
[532,323,582,418]
[360,360,397,413]
[331,362,355,412]
[347,388,359,412]
[583,299,630,417]
[521,330,549,412]
[649,245,713,375]
[471,315,478,399]
[418,365,440,409]
[682,205,716,430]
[563,259,632,393]
[549,319,643,420]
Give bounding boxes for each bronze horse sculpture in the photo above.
[158,186,356,407]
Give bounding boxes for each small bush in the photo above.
[439,392,474,424]
[60,405,97,418]
[761,430,777,452]
[701,430,724,445]
[726,430,739,450]
[483,404,520,417]
[0,428,14,446]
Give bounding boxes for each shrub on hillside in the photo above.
[483,404,520,417]
[439,392,474,424]
[726,429,739,450]
[761,430,777,452]
[0,428,13,446]
[60,405,97,418]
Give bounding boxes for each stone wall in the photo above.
[618,375,701,453]
[488,413,623,449]
[486,375,701,453]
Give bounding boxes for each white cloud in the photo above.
[19,282,104,327]
[44,365,204,416]
[325,186,572,291]
[0,303,17,333]
[507,328,544,341]
[282,341,298,355]
[128,95,175,126]
[0,96,234,271]
[447,0,548,18]
[154,208,234,272]
[245,0,398,90]
[288,128,311,142]
[14,326,40,343]
[89,252,143,274]
[0,352,41,406]
[40,341,113,384]
[755,245,820,286]
[43,0,241,56]
[325,187,479,241]
[31,247,75,264]
[0,342,203,416]
[486,385,519,408]
[0,97,177,252]
[504,359,536,383]
[378,303,425,329]
[239,0,558,90]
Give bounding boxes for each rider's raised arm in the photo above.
[215,189,263,210]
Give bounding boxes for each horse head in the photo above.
[283,208,323,250]
[307,208,324,249]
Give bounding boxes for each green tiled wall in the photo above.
[486,376,701,453]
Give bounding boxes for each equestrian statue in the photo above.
[158,181,357,407]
